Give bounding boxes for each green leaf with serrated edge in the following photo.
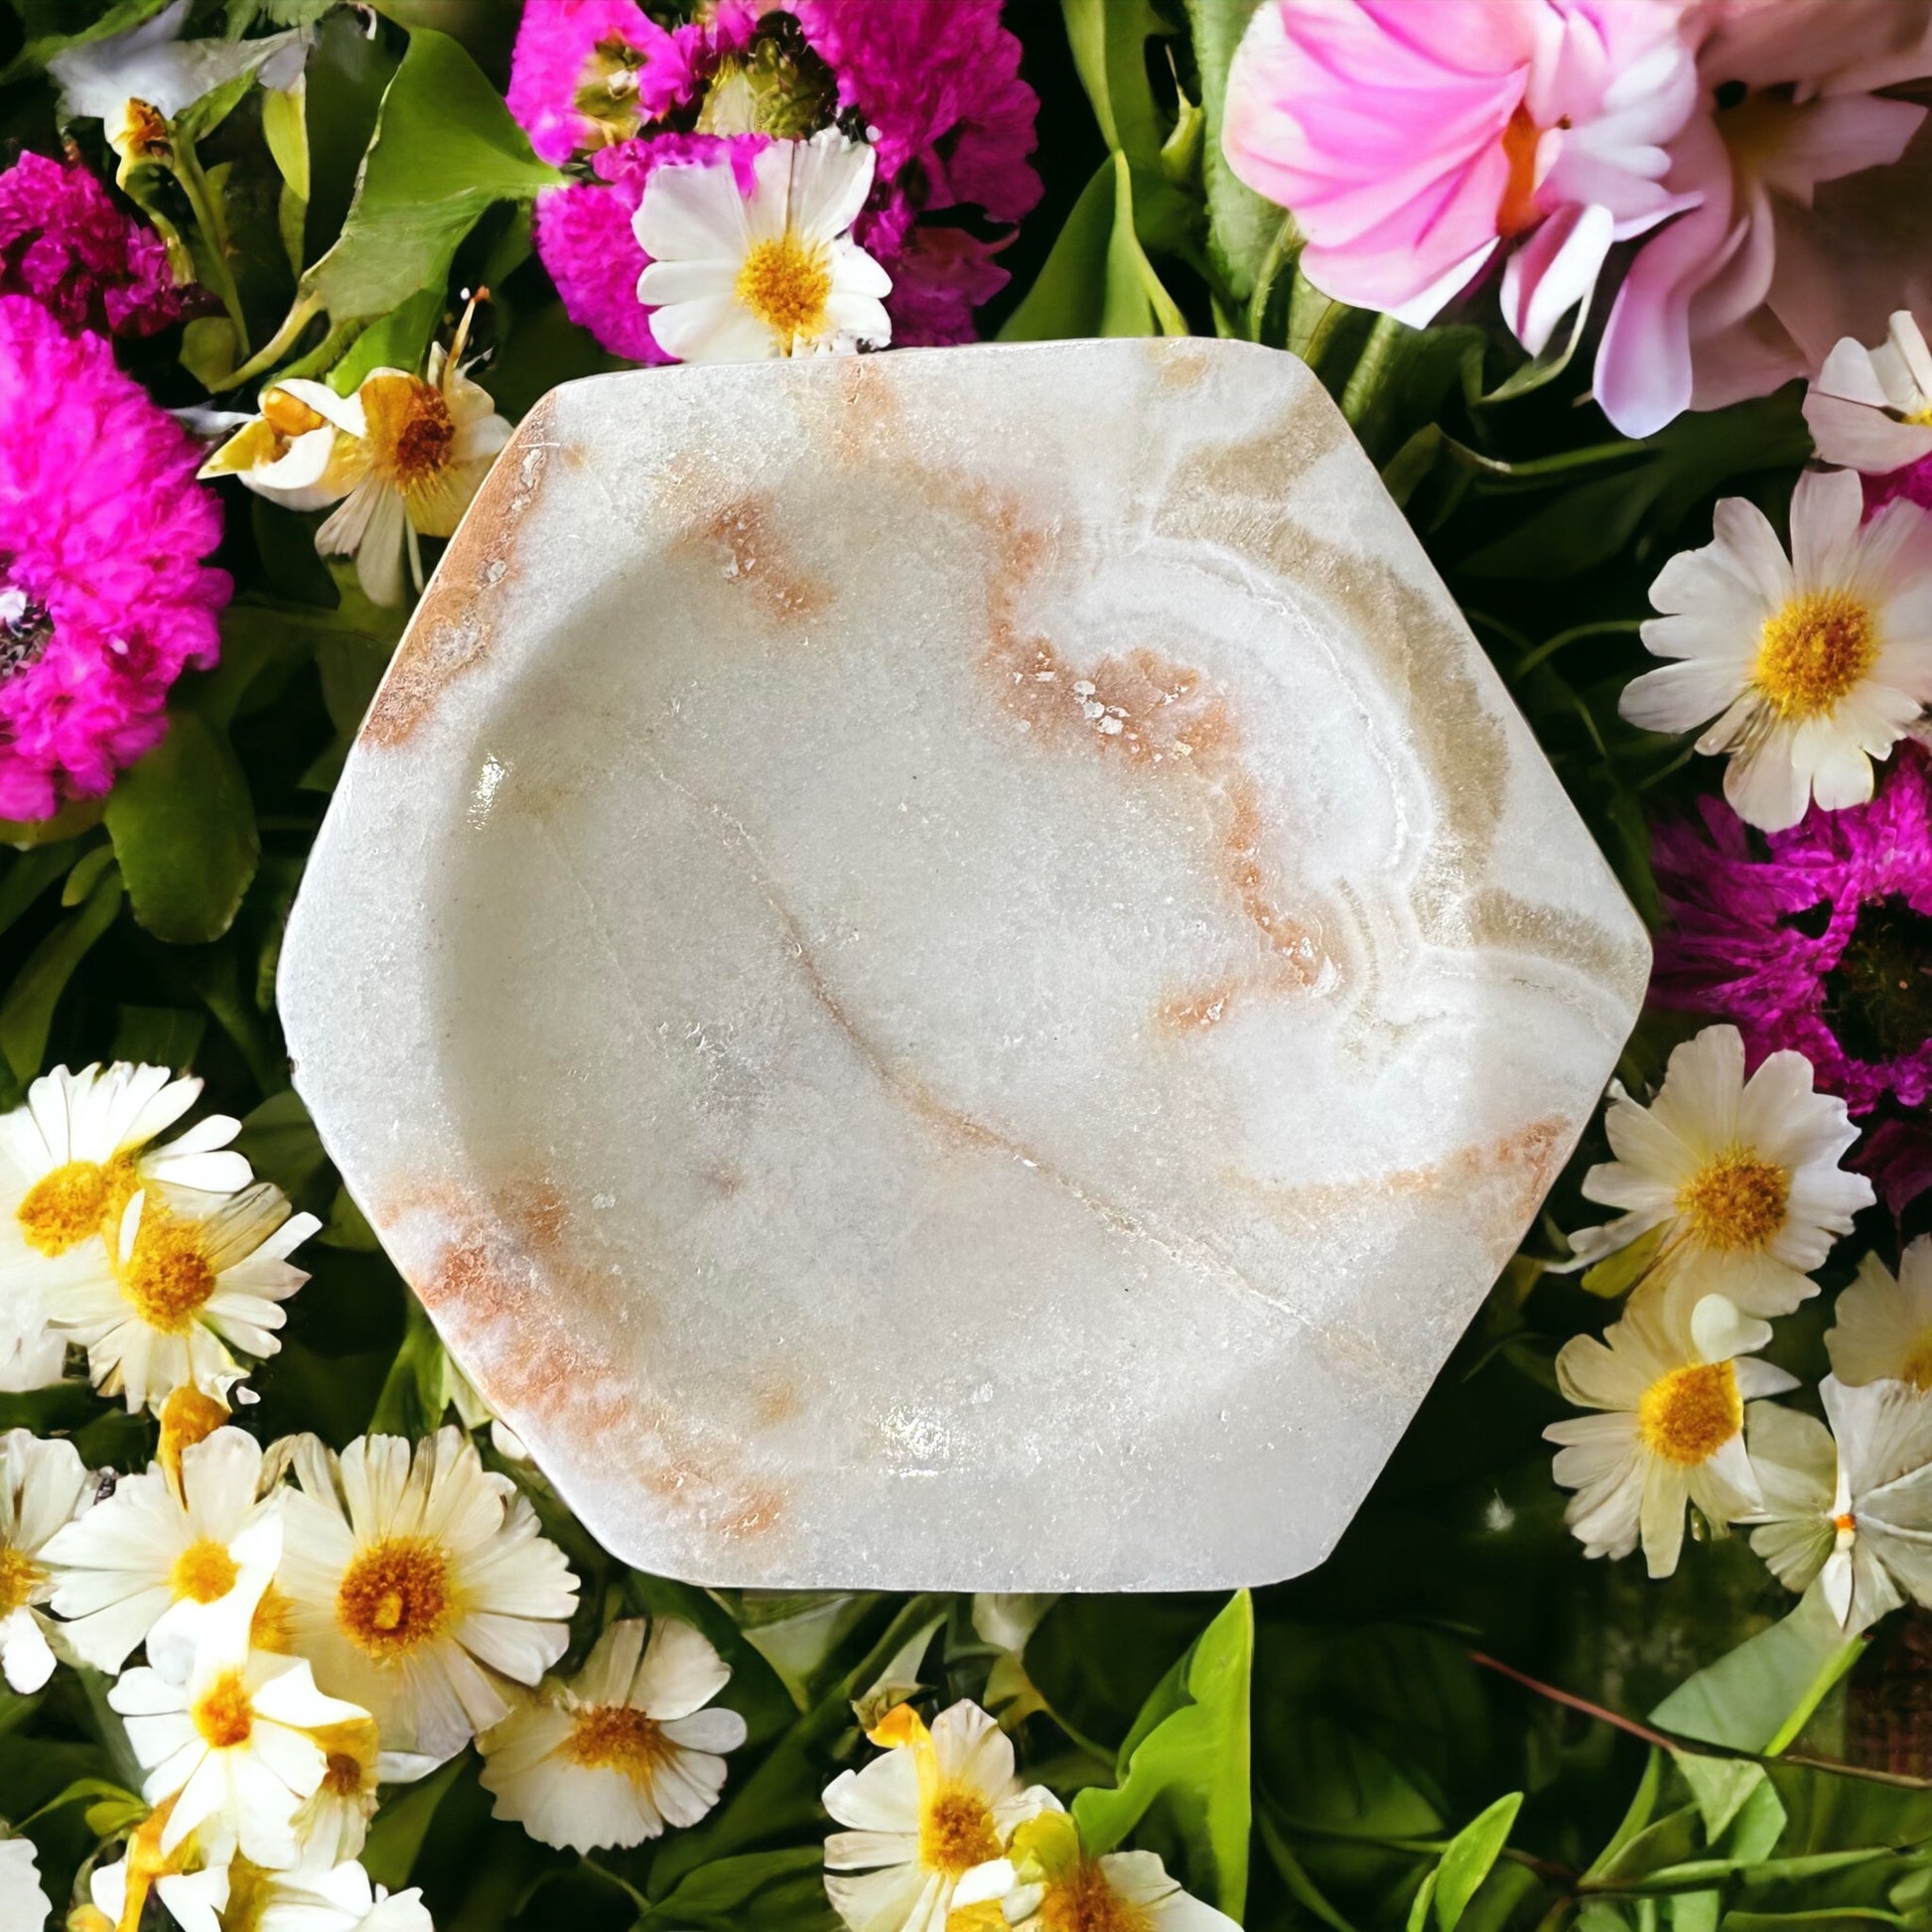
[1072,1590,1251,1918]
[294,28,560,328]
[104,709,259,946]
[1651,1586,1863,1753]
[1435,1793,1523,1932]
[0,864,121,1083]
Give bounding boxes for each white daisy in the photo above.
[45,1182,319,1415]
[109,1546,373,1872]
[1567,1025,1871,1318]
[285,1711,439,1877]
[1621,468,1932,830]
[87,1805,229,1932]
[635,128,893,362]
[1745,1375,1932,1631]
[314,338,511,608]
[999,1813,1238,1932]
[209,1857,432,1932]
[200,380,367,513]
[1546,1293,1797,1579]
[275,1429,578,1761]
[1805,312,1932,476]
[0,1833,51,1929]
[1826,1238,1932,1390]
[822,1700,1059,1932]
[0,1063,249,1386]
[480,1615,748,1853]
[43,1426,283,1672]
[0,1428,90,1692]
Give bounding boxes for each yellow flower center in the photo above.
[170,1538,239,1605]
[1755,590,1877,719]
[336,1537,454,1657]
[17,1155,136,1256]
[0,1544,45,1613]
[566,1705,674,1784]
[919,1784,1003,1878]
[1676,1150,1789,1252]
[251,1580,299,1655]
[1894,1329,1932,1393]
[194,1670,255,1749]
[1638,1361,1741,1465]
[120,1210,218,1334]
[736,233,832,346]
[363,374,458,490]
[1040,1863,1155,1932]
[1834,1510,1859,1533]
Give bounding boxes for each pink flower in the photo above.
[0,295,228,819]
[1222,0,1697,345]
[534,133,767,364]
[0,150,186,340]
[506,0,709,167]
[1651,744,1932,1117]
[1596,5,1932,435]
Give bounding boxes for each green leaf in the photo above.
[360,1753,466,1889]
[1002,154,1186,342]
[640,1846,833,1929]
[1675,1754,1767,1845]
[1178,0,1279,301]
[0,864,122,1083]
[0,844,87,938]
[296,27,561,328]
[61,841,117,908]
[104,710,259,945]
[233,1089,333,1203]
[1586,1749,1665,1880]
[0,0,169,83]
[1072,1589,1251,1918]
[1436,1793,1523,1932]
[1408,1868,1439,1932]
[328,284,444,394]
[1651,1588,1863,1754]
[110,1005,207,1071]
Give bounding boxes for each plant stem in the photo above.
[169,143,250,358]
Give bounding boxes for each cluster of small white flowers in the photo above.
[819,1699,1238,1932]
[0,1064,749,1931]
[1622,311,1932,834]
[1547,1024,1932,1633]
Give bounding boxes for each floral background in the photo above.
[0,1,1926,1929]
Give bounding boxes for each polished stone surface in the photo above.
[279,340,1648,1589]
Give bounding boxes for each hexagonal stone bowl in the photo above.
[279,339,1647,1590]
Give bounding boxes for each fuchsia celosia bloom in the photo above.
[0,150,186,339]
[1651,744,1932,1121]
[0,294,227,820]
[510,0,1039,359]
[1222,0,1697,347]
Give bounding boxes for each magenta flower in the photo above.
[1651,745,1932,1123]
[1221,1,1697,346]
[534,132,768,365]
[505,0,709,168]
[0,151,186,340]
[510,0,1039,358]
[0,295,228,820]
